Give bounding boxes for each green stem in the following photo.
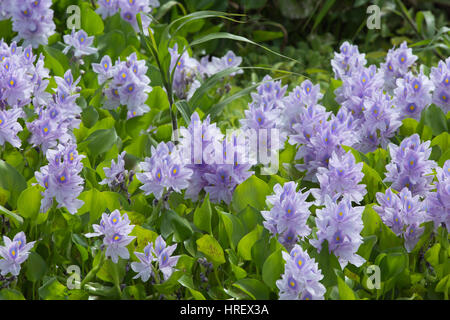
[80,251,106,289]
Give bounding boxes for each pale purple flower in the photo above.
[290,108,359,181]
[0,107,24,148]
[276,245,326,300]
[93,53,152,117]
[354,91,402,153]
[374,187,427,252]
[27,108,72,153]
[310,197,365,268]
[136,141,193,200]
[35,143,84,214]
[201,50,243,77]
[100,151,129,189]
[384,134,436,196]
[85,210,135,263]
[131,235,179,282]
[393,69,434,120]
[331,41,367,80]
[169,44,200,99]
[262,182,312,250]
[430,57,450,113]
[381,41,418,93]
[311,151,366,205]
[10,0,56,48]
[62,29,98,59]
[0,232,35,276]
[424,160,450,232]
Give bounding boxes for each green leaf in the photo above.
[193,194,212,234]
[0,289,25,300]
[337,276,357,300]
[425,243,441,268]
[164,210,193,242]
[78,128,118,160]
[233,278,270,300]
[422,104,448,136]
[174,100,192,124]
[217,209,245,250]
[313,0,336,32]
[237,225,263,261]
[25,252,48,282]
[310,241,341,289]
[262,249,284,290]
[38,278,68,300]
[81,4,104,35]
[0,160,27,208]
[178,274,206,300]
[17,186,42,219]
[196,234,226,266]
[0,204,23,225]
[232,175,270,212]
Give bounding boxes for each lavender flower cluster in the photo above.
[430,57,450,113]
[136,141,192,200]
[178,112,254,204]
[0,232,35,276]
[96,0,160,35]
[27,69,81,152]
[311,197,365,268]
[424,160,450,232]
[93,53,152,118]
[85,210,136,263]
[262,182,312,250]
[35,143,85,214]
[131,235,180,282]
[1,0,56,48]
[374,187,426,252]
[276,245,326,300]
[169,44,243,100]
[384,134,436,197]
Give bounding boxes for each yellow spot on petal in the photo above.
[60,176,66,182]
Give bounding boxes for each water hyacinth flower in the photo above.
[281,80,324,136]
[201,50,243,77]
[27,108,72,153]
[424,160,450,232]
[290,108,359,182]
[276,245,326,300]
[178,112,253,204]
[169,43,201,99]
[393,69,434,120]
[336,64,384,120]
[374,187,427,252]
[0,41,51,109]
[262,182,313,250]
[136,141,193,200]
[96,0,159,35]
[85,210,135,263]
[131,235,180,282]
[0,232,35,276]
[311,151,367,206]
[331,41,367,80]
[10,0,56,48]
[93,53,152,117]
[384,134,436,196]
[35,143,85,214]
[62,28,98,61]
[381,41,418,93]
[430,57,450,113]
[0,107,24,148]
[354,91,402,153]
[310,197,365,268]
[100,151,129,189]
